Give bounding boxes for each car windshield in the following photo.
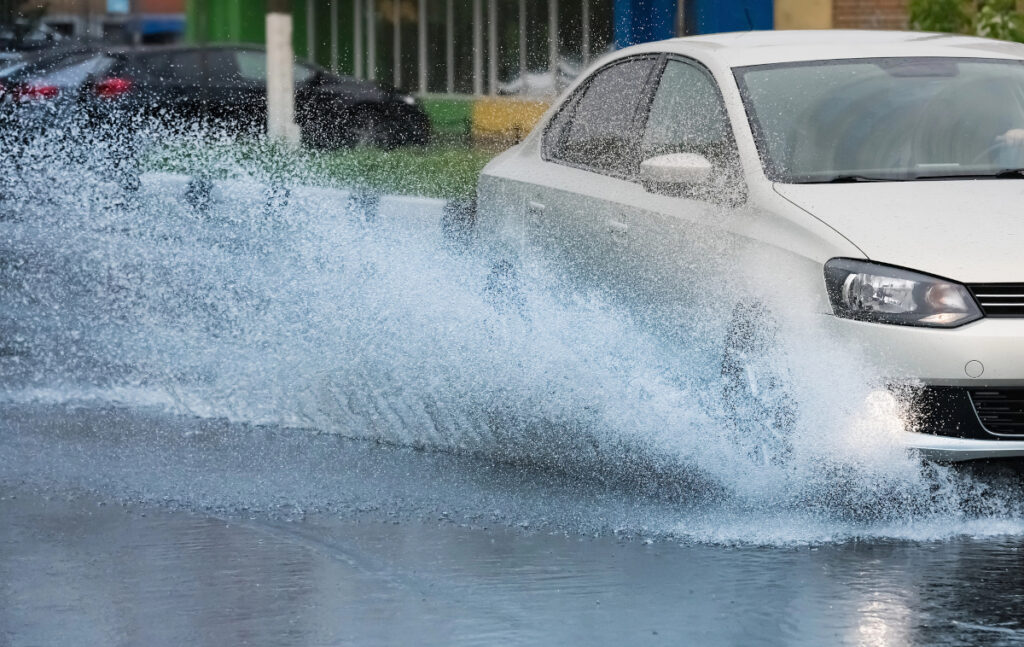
[734,57,1024,183]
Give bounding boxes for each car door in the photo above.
[623,56,749,346]
[205,48,265,135]
[148,49,213,127]
[525,56,660,291]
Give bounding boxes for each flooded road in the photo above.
[3,164,1024,645]
[4,405,1024,646]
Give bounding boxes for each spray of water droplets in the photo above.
[2,121,1023,545]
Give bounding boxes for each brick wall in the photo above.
[833,0,909,29]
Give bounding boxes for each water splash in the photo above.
[2,124,1023,545]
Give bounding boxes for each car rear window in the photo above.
[27,55,114,88]
[163,50,217,84]
[231,49,316,84]
[124,50,233,85]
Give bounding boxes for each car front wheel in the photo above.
[720,301,796,464]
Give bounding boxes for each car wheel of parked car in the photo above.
[720,301,796,464]
[344,109,391,149]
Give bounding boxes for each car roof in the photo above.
[106,43,329,72]
[622,30,1024,67]
[2,46,107,80]
[101,43,266,56]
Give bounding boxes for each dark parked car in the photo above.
[0,44,430,149]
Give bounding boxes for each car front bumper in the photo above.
[825,316,1024,385]
[900,431,1024,462]
[824,316,1024,462]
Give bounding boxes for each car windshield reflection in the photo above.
[734,57,1024,183]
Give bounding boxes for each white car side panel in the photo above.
[478,139,865,318]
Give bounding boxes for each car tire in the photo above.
[720,301,796,464]
[343,109,391,149]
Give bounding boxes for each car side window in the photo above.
[161,50,217,85]
[294,62,316,84]
[233,49,316,85]
[543,92,579,156]
[641,59,733,161]
[640,58,745,202]
[123,53,178,84]
[548,57,657,178]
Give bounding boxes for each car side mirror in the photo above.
[640,153,713,191]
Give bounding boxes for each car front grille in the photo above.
[968,283,1024,317]
[970,389,1024,435]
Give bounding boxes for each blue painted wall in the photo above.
[614,0,678,48]
[686,0,773,34]
[614,0,774,47]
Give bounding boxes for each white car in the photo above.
[474,30,1024,462]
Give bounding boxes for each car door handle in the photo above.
[606,220,629,235]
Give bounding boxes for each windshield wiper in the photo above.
[907,169,1024,180]
[801,169,1024,183]
[804,174,899,184]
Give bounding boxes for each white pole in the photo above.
[418,0,427,93]
[354,0,364,78]
[306,0,315,61]
[472,0,482,95]
[367,0,376,80]
[581,0,589,64]
[549,0,558,80]
[518,0,526,81]
[330,0,339,72]
[393,0,402,88]
[267,5,300,144]
[487,0,497,95]
[445,0,454,93]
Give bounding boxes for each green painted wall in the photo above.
[291,0,306,58]
[336,0,355,75]
[187,0,356,75]
[186,0,266,44]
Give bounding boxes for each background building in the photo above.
[185,0,909,139]
[26,0,185,43]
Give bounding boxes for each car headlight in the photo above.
[399,94,416,106]
[824,258,982,328]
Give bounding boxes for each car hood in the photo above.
[774,180,1024,283]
